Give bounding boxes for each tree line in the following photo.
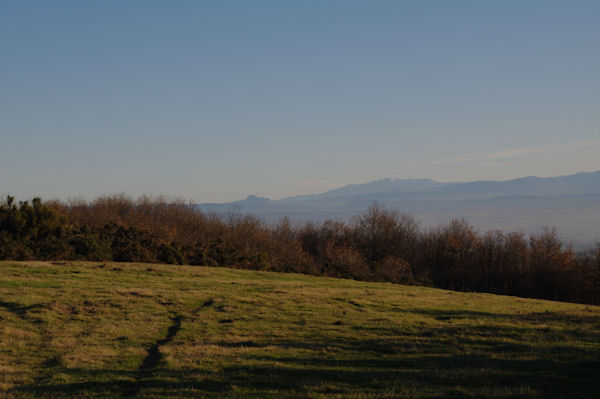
[1,195,598,304]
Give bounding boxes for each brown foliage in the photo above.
[2,195,598,304]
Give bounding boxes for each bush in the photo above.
[375,256,413,284]
[1,195,598,304]
[158,243,185,264]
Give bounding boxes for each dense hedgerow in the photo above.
[1,195,599,304]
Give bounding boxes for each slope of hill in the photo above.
[1,261,599,398]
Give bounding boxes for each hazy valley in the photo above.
[198,171,600,248]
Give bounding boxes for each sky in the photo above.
[1,0,599,202]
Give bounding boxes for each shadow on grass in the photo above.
[124,315,183,396]
[16,352,599,398]
[17,371,230,398]
[402,308,600,326]
[0,299,43,319]
[10,309,600,398]
[223,356,599,393]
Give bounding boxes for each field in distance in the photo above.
[1,261,599,398]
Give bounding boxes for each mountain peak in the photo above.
[244,195,270,203]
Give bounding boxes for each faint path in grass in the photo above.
[124,314,182,396]
[0,299,65,387]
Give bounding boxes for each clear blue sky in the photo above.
[1,0,599,202]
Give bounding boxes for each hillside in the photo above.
[1,261,599,398]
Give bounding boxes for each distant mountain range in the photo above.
[197,171,600,248]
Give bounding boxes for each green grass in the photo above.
[0,261,599,398]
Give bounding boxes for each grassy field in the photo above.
[0,261,598,398]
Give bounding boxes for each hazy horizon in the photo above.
[2,1,599,202]
[2,169,599,204]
